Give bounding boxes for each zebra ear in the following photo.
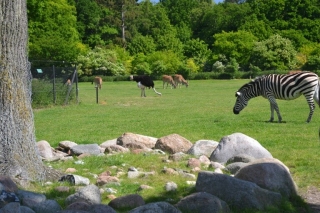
[236,92,241,97]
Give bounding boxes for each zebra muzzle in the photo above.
[233,108,239,114]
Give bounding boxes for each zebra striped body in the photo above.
[233,71,320,123]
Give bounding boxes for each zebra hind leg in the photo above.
[306,102,315,123]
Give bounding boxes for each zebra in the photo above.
[233,71,320,123]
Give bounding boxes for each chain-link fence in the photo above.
[30,61,79,107]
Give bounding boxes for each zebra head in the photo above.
[233,80,260,115]
[233,91,249,114]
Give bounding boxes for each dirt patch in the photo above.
[301,186,320,213]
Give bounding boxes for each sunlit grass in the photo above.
[33,79,320,211]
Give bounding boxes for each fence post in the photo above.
[96,85,99,104]
[53,65,56,104]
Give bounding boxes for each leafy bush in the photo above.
[189,72,218,80]
[77,47,126,76]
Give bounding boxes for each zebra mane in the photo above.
[237,75,265,93]
[252,75,265,82]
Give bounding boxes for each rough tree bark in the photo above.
[0,0,62,184]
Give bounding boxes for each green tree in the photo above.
[132,2,183,55]
[279,29,310,49]
[147,51,183,76]
[77,47,125,76]
[239,14,273,40]
[249,34,298,70]
[127,34,156,55]
[192,3,250,48]
[160,0,199,26]
[247,0,320,44]
[184,38,211,69]
[98,0,139,46]
[225,58,240,78]
[131,53,151,75]
[28,0,82,61]
[75,0,118,47]
[302,56,320,71]
[213,30,257,69]
[302,43,320,70]
[186,58,200,74]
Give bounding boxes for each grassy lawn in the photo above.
[33,79,320,209]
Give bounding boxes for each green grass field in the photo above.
[34,79,320,198]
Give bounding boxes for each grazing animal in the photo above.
[162,75,176,89]
[130,75,162,97]
[65,79,71,86]
[173,74,189,88]
[92,76,102,89]
[233,71,320,123]
[288,70,302,75]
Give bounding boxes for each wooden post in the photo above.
[95,85,99,104]
[53,65,56,104]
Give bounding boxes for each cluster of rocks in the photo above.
[0,132,299,213]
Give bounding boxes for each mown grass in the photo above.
[33,79,320,212]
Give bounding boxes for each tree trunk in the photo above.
[0,0,62,184]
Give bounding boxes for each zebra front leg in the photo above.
[269,99,282,122]
[269,102,275,122]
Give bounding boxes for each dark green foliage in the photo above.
[76,0,118,47]
[249,34,298,70]
[127,34,156,55]
[27,0,82,61]
[27,0,320,77]
[212,31,257,70]
[184,38,211,68]
[302,56,320,70]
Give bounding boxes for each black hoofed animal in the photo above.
[130,75,162,97]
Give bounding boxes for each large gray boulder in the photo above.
[33,199,62,213]
[0,202,19,213]
[128,202,181,213]
[37,140,54,159]
[195,171,282,211]
[90,204,117,213]
[58,140,78,151]
[210,133,272,164]
[117,132,157,149]
[175,192,230,213]
[235,158,298,198]
[108,194,145,210]
[70,144,101,156]
[155,134,192,154]
[17,190,46,208]
[100,139,117,148]
[65,185,101,206]
[187,140,219,157]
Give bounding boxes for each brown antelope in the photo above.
[65,79,71,86]
[173,74,189,88]
[162,75,176,89]
[288,70,302,75]
[92,76,102,89]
